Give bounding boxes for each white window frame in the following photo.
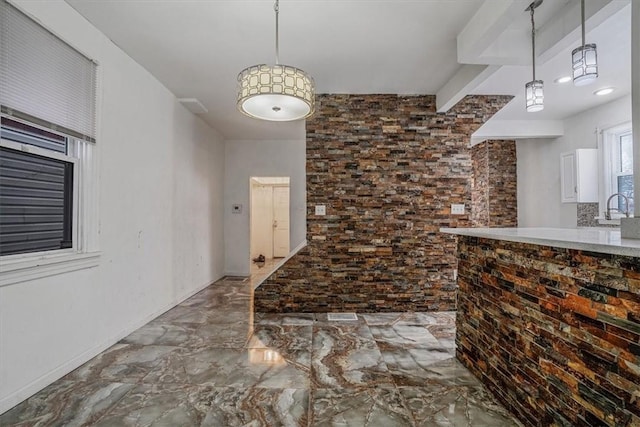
[0,121,100,286]
[598,122,633,224]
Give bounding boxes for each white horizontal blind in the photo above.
[0,0,97,142]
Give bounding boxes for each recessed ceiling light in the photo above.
[554,76,572,84]
[594,87,614,96]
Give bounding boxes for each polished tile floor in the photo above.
[1,272,521,426]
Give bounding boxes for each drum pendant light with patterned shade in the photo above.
[237,0,315,121]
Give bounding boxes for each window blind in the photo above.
[0,0,97,142]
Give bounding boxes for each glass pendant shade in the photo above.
[572,43,598,86]
[236,0,315,122]
[237,64,315,121]
[525,80,544,112]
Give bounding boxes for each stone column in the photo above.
[621,0,640,237]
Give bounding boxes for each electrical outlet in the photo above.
[315,205,326,216]
[451,204,465,215]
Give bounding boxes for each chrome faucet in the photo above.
[605,193,631,220]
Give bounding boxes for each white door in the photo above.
[251,184,274,259]
[272,186,290,257]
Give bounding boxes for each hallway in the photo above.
[1,272,520,426]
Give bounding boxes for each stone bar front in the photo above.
[442,228,640,427]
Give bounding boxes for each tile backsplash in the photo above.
[577,202,618,228]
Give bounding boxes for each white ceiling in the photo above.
[473,2,631,121]
[66,0,633,142]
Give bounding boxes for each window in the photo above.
[600,123,634,218]
[0,0,99,284]
[1,118,75,256]
[612,131,634,211]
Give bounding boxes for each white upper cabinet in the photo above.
[560,149,598,203]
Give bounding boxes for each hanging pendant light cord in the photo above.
[531,6,536,81]
[581,0,586,48]
[274,0,280,65]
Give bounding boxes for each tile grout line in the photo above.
[307,318,314,427]
[89,381,139,426]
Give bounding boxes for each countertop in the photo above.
[440,227,640,258]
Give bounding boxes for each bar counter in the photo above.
[441,227,640,257]
[440,227,640,427]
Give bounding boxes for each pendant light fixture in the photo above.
[525,1,544,112]
[572,0,598,86]
[237,0,315,121]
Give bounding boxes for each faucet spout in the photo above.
[605,193,630,220]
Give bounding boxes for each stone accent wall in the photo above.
[471,140,517,227]
[471,140,489,226]
[456,236,640,427]
[254,94,511,313]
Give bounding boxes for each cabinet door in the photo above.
[561,152,577,203]
[575,149,598,202]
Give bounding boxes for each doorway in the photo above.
[250,177,290,264]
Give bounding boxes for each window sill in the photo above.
[0,251,101,287]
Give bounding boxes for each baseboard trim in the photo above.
[223,271,249,277]
[0,276,220,415]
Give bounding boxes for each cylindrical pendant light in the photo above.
[572,0,598,86]
[525,80,544,112]
[237,0,315,121]
[525,1,544,112]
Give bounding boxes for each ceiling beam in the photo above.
[439,0,629,112]
[436,64,500,113]
[457,0,531,65]
[459,0,627,67]
[537,0,629,64]
[470,119,564,146]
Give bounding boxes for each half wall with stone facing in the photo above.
[456,236,640,427]
[254,94,512,313]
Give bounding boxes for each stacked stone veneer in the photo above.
[254,94,511,312]
[471,140,517,227]
[456,236,640,427]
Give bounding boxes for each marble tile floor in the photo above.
[1,277,522,427]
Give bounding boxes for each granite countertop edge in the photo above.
[440,227,640,258]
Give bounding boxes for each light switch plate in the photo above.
[451,204,465,215]
[315,205,326,216]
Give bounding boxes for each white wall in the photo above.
[518,95,632,227]
[225,140,306,275]
[0,0,225,413]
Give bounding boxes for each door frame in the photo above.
[249,177,290,263]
